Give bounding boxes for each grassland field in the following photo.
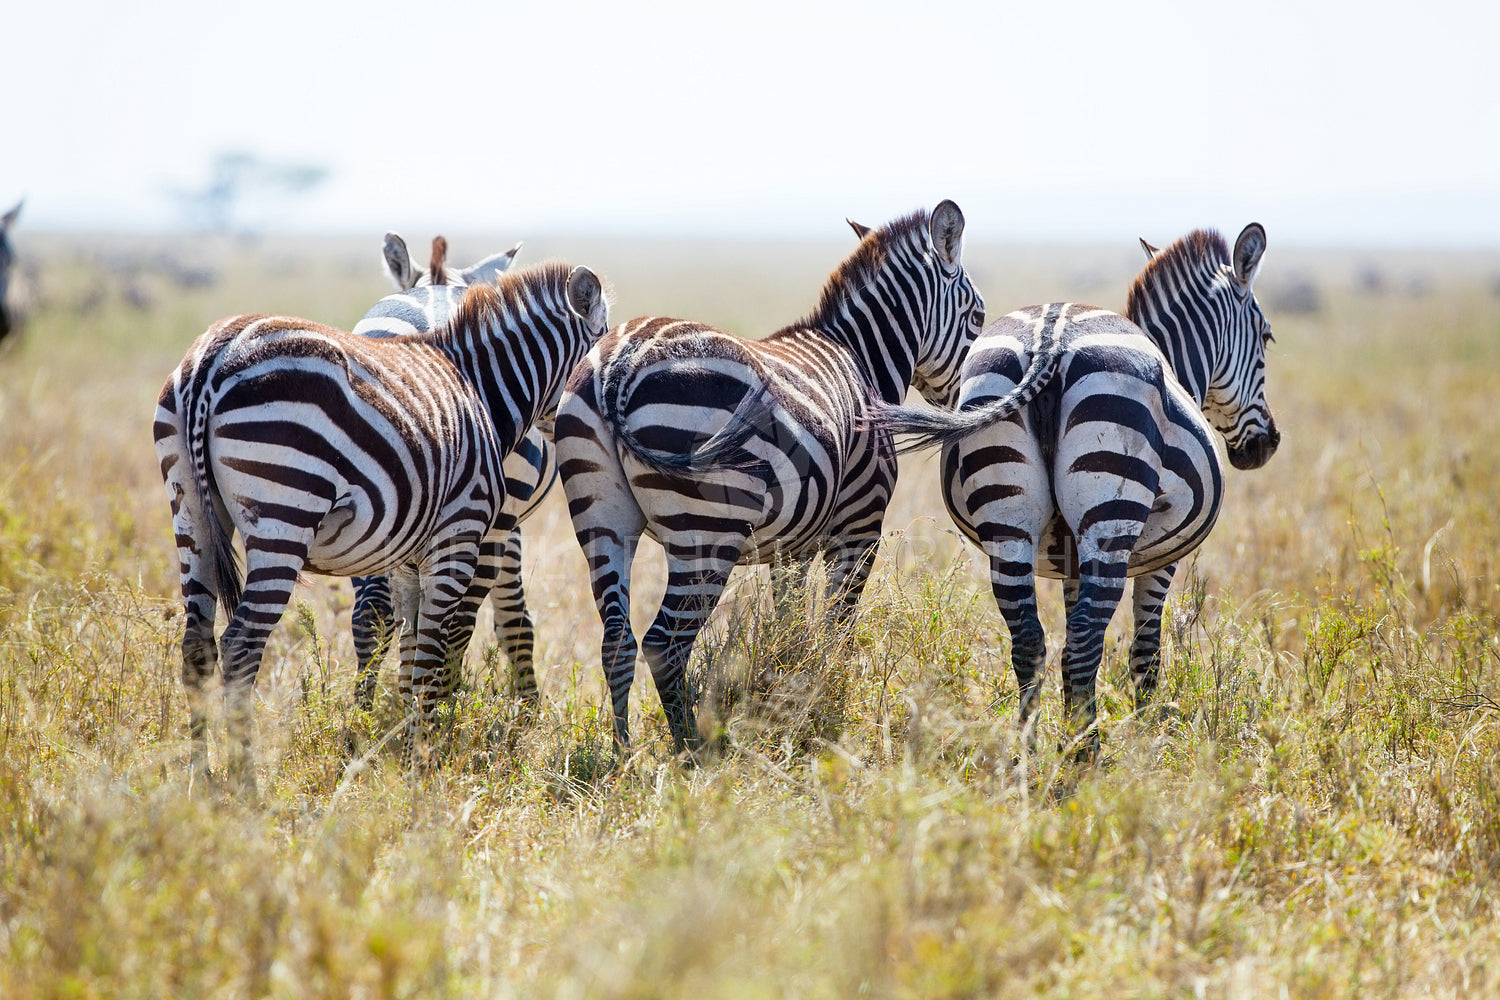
[1,230,1498,997]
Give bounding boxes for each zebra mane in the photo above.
[1125,229,1231,326]
[441,260,577,340]
[777,208,932,337]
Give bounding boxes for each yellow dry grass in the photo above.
[1,232,1498,998]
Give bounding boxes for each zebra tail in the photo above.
[872,325,1066,455]
[182,365,244,619]
[606,373,773,476]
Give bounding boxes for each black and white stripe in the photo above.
[872,224,1278,759]
[346,234,555,710]
[154,261,607,785]
[556,202,984,751]
[0,200,21,344]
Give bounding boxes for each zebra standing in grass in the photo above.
[154,261,608,786]
[871,224,1278,760]
[0,200,22,345]
[556,202,984,752]
[348,233,557,709]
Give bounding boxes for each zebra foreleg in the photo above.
[434,534,506,700]
[641,544,741,756]
[821,533,880,637]
[401,544,482,755]
[1130,565,1176,713]
[488,528,539,706]
[1060,553,1132,763]
[350,575,393,710]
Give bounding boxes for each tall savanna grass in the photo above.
[1,232,1497,997]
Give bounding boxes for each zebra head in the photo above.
[0,200,20,341]
[845,201,984,407]
[910,200,986,408]
[1132,223,1280,471]
[381,231,522,291]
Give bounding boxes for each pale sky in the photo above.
[6,0,1498,245]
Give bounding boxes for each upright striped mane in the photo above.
[779,208,932,336]
[1125,229,1231,326]
[429,236,449,285]
[444,261,577,341]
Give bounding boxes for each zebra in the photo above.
[556,201,985,753]
[346,232,556,711]
[0,200,22,345]
[869,223,1278,760]
[154,261,608,787]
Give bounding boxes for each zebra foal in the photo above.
[154,261,607,787]
[556,201,985,753]
[873,224,1279,760]
[347,232,555,710]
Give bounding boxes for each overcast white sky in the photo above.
[5,0,1497,245]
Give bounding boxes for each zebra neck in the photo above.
[438,328,537,454]
[1127,292,1214,409]
[806,308,918,405]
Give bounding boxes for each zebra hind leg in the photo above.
[641,543,741,757]
[216,534,311,794]
[977,527,1049,758]
[180,597,219,782]
[1060,551,1133,764]
[1130,564,1177,716]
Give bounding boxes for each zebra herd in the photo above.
[153,201,1279,788]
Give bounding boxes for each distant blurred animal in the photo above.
[0,200,23,344]
[347,233,558,712]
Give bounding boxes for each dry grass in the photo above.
[2,233,1499,997]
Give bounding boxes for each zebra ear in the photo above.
[1,200,21,230]
[1232,223,1267,287]
[847,219,872,240]
[382,232,417,290]
[566,266,608,329]
[1139,237,1160,259]
[460,242,522,286]
[929,200,965,266]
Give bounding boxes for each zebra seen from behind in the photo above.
[870,223,1278,760]
[556,201,985,753]
[348,232,556,711]
[154,261,608,789]
[0,200,22,345]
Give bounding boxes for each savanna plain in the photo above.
[1,228,1498,998]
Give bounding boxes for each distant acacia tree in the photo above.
[169,152,329,234]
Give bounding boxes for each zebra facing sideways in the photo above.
[348,232,556,710]
[154,261,608,787]
[871,223,1278,760]
[556,201,985,752]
